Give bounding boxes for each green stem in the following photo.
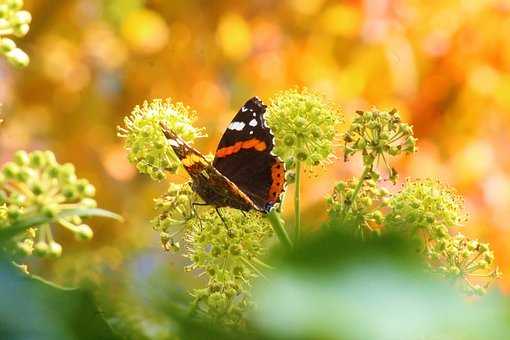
[294,160,302,244]
[0,208,122,243]
[267,210,292,250]
[340,166,370,218]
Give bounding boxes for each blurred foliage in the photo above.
[1,0,510,339]
[250,228,510,340]
[0,258,119,340]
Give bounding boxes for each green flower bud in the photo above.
[8,0,24,11]
[33,241,49,257]
[13,150,29,166]
[48,241,62,258]
[284,135,295,146]
[80,198,97,208]
[0,38,16,52]
[296,151,308,161]
[42,203,60,218]
[5,48,29,67]
[3,162,19,178]
[12,10,31,25]
[75,224,93,241]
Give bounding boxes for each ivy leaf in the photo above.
[249,227,510,339]
[0,260,121,340]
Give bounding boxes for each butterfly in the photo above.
[160,97,285,213]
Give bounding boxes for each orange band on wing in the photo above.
[215,138,267,158]
[267,160,285,204]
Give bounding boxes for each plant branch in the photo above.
[340,166,371,218]
[0,208,123,243]
[267,210,292,250]
[294,159,302,244]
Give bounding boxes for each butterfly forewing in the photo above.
[213,97,285,212]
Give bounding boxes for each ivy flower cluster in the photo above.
[185,209,273,325]
[385,179,499,295]
[343,108,417,182]
[151,182,196,252]
[330,109,500,295]
[326,178,389,238]
[385,179,466,236]
[267,88,342,171]
[0,150,97,258]
[428,233,502,296]
[152,185,274,325]
[118,99,205,181]
[0,0,31,67]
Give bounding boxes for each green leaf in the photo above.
[0,260,121,340]
[0,208,122,243]
[249,227,510,340]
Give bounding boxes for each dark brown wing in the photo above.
[212,97,285,212]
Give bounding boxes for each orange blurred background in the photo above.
[1,0,509,291]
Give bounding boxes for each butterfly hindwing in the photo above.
[213,97,285,212]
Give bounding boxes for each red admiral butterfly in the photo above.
[160,97,285,213]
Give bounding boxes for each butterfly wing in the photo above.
[213,97,285,212]
[160,122,257,211]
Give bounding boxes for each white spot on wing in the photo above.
[249,118,258,127]
[168,139,179,147]
[249,130,254,135]
[241,107,248,112]
[252,112,256,117]
[228,121,245,131]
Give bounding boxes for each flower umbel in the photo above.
[427,233,501,296]
[326,178,389,238]
[385,179,466,236]
[0,150,98,258]
[384,178,499,295]
[0,0,31,67]
[152,182,197,252]
[343,108,416,183]
[185,209,273,325]
[267,88,342,170]
[118,99,205,181]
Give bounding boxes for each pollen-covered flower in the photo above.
[326,178,389,238]
[266,88,342,170]
[118,99,205,181]
[383,179,499,294]
[0,150,98,258]
[385,178,466,236]
[0,0,31,67]
[343,108,416,182]
[185,209,273,325]
[427,233,501,296]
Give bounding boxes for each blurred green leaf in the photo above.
[0,260,121,340]
[249,228,510,340]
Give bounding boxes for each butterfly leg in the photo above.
[192,202,209,230]
[215,207,231,232]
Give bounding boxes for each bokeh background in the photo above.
[1,0,510,299]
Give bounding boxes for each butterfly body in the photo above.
[161,97,285,213]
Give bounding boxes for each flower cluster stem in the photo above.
[340,166,370,218]
[267,210,292,250]
[294,159,302,244]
